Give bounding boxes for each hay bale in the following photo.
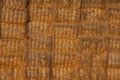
[1,8,26,23]
[55,8,80,23]
[2,0,26,9]
[29,7,53,22]
[1,23,25,39]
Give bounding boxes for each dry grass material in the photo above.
[0,0,120,80]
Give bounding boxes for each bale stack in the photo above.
[0,0,120,80]
[52,0,80,80]
[78,0,109,80]
[0,0,27,80]
[106,0,120,80]
[25,0,56,80]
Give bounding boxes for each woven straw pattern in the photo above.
[0,0,120,80]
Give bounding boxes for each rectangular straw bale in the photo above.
[108,8,120,22]
[55,8,80,23]
[28,22,53,35]
[109,22,120,38]
[26,66,50,80]
[109,38,120,52]
[29,7,53,23]
[81,7,106,22]
[52,66,78,80]
[52,53,78,67]
[27,50,50,67]
[91,67,107,80]
[1,23,25,39]
[28,38,51,51]
[0,39,25,55]
[78,38,97,53]
[107,68,120,80]
[0,67,24,80]
[2,0,26,9]
[108,53,120,67]
[1,8,26,23]
[54,24,78,39]
[0,55,23,69]
[79,22,108,38]
[52,38,77,53]
[106,0,120,8]
[79,67,91,80]
[92,39,108,67]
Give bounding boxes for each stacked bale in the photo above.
[52,0,80,80]
[26,0,55,80]
[107,0,120,80]
[0,0,27,80]
[78,0,109,80]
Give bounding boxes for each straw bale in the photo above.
[1,8,26,23]
[108,7,120,22]
[52,38,77,53]
[28,22,53,35]
[1,23,25,39]
[27,50,50,67]
[26,66,50,80]
[52,53,77,67]
[0,39,25,55]
[29,7,53,22]
[2,0,26,9]
[54,24,78,39]
[107,0,120,8]
[52,67,78,80]
[81,7,106,22]
[91,67,107,80]
[55,8,80,23]
[107,68,120,80]
[79,22,108,38]
[28,38,51,51]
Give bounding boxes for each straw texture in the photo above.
[0,0,120,80]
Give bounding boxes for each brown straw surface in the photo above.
[0,0,120,80]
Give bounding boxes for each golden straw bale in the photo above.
[55,8,80,23]
[26,66,50,80]
[0,39,25,55]
[28,22,53,35]
[1,8,26,23]
[28,38,51,51]
[79,22,108,38]
[2,0,26,9]
[1,23,25,39]
[107,0,120,8]
[81,7,106,22]
[52,66,78,80]
[109,22,120,38]
[27,50,50,67]
[52,38,77,53]
[52,53,78,67]
[91,67,107,80]
[29,7,53,22]
[107,68,120,80]
[54,24,78,39]
[108,8,120,22]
